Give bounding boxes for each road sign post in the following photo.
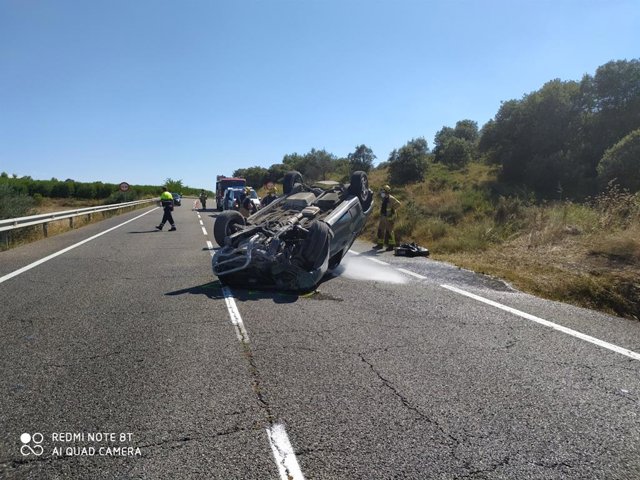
[119,182,130,202]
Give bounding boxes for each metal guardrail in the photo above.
[0,199,158,238]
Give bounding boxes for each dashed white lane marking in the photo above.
[201,226,208,236]
[199,219,204,226]
[267,423,306,480]
[221,286,250,343]
[0,208,159,285]
[202,211,305,479]
[441,284,640,362]
[365,257,389,266]
[397,268,426,280]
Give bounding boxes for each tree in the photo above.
[281,148,339,181]
[282,153,307,176]
[51,180,73,198]
[388,137,429,185]
[164,178,184,193]
[433,126,455,161]
[453,119,479,144]
[478,79,582,196]
[232,166,269,188]
[438,137,473,168]
[347,144,376,172]
[304,148,336,180]
[267,163,288,184]
[576,59,640,181]
[434,120,479,166]
[597,128,640,192]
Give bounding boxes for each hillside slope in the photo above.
[364,164,640,320]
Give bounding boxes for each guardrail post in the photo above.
[1,231,8,249]
[69,217,74,229]
[43,222,48,237]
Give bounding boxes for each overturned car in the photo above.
[212,171,373,291]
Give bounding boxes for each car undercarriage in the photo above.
[212,171,373,291]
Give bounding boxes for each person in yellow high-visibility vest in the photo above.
[375,185,400,251]
[156,187,177,231]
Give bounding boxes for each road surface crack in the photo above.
[138,426,247,450]
[358,353,461,447]
[240,342,275,424]
[456,456,511,478]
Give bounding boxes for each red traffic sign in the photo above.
[119,182,130,192]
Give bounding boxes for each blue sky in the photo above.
[1,0,638,189]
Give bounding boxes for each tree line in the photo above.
[232,145,378,189]
[233,59,639,199]
[0,173,160,202]
[479,59,640,198]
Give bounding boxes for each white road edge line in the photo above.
[441,284,640,362]
[266,423,306,480]
[398,268,426,280]
[365,257,389,266]
[221,286,250,343]
[348,249,390,265]
[201,226,208,236]
[0,208,159,285]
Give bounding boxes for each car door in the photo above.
[329,208,353,258]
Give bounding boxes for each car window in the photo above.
[334,210,352,227]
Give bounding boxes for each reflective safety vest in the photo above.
[160,191,173,201]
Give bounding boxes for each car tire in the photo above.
[213,210,245,247]
[283,171,304,196]
[300,220,331,270]
[348,171,370,205]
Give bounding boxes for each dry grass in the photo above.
[2,199,152,250]
[33,197,103,214]
[364,163,640,320]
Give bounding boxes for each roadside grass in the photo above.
[365,162,640,320]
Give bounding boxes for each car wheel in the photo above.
[300,220,331,270]
[348,171,370,205]
[213,210,245,247]
[283,171,304,195]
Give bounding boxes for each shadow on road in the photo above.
[165,281,300,304]
[127,230,161,234]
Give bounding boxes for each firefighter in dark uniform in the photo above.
[199,190,207,210]
[239,186,257,217]
[375,185,400,251]
[156,187,177,231]
[260,185,278,207]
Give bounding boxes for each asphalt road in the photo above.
[1,203,639,479]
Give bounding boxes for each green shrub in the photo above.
[32,193,44,206]
[597,128,640,192]
[0,184,34,220]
